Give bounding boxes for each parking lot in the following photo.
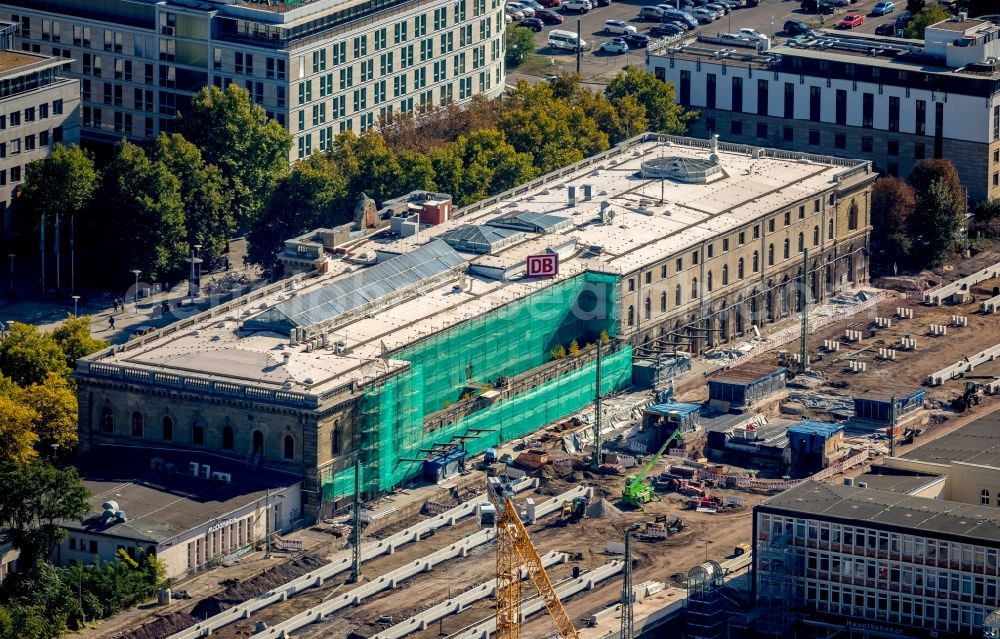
[510,0,923,86]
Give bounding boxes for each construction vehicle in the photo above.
[733,542,751,557]
[486,477,579,639]
[951,381,984,412]
[621,431,681,509]
[559,495,589,523]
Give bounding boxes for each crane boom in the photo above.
[488,478,579,639]
[634,432,676,482]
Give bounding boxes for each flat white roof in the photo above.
[80,135,868,402]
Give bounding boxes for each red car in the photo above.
[539,0,562,6]
[536,8,564,23]
[839,13,864,28]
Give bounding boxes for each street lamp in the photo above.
[71,295,80,317]
[51,443,59,463]
[131,269,141,313]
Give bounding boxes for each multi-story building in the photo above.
[1,0,506,161]
[0,21,79,232]
[74,133,874,521]
[649,16,1000,200]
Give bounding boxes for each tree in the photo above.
[18,374,78,453]
[973,198,1000,238]
[872,177,916,236]
[905,6,951,39]
[505,26,536,67]
[605,67,696,134]
[152,134,235,268]
[0,463,89,573]
[180,85,292,229]
[93,141,187,281]
[0,323,69,387]
[51,315,105,370]
[247,153,351,267]
[396,150,438,193]
[909,159,965,205]
[0,397,39,465]
[910,178,964,266]
[446,130,539,206]
[20,144,98,235]
[332,132,406,203]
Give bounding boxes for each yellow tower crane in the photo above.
[486,477,579,639]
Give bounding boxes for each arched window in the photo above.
[848,199,859,230]
[768,244,774,266]
[722,264,729,285]
[331,419,340,456]
[737,258,745,279]
[813,225,820,246]
[644,297,651,319]
[675,284,682,306]
[828,218,834,240]
[783,238,790,259]
[252,430,264,458]
[162,416,173,441]
[101,407,114,432]
[752,251,759,273]
[660,291,667,312]
[798,232,805,253]
[222,425,234,449]
[192,421,205,445]
[707,270,713,292]
[284,435,295,460]
[983,489,991,506]
[627,305,635,326]
[131,412,143,437]
[691,278,698,300]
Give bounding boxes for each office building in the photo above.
[649,16,1000,199]
[74,133,874,520]
[0,20,79,232]
[1,0,506,160]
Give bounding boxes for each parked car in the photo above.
[598,38,630,53]
[801,0,834,13]
[691,7,717,22]
[874,22,896,35]
[562,0,591,12]
[745,0,759,6]
[650,23,684,36]
[667,18,695,30]
[508,2,535,17]
[536,8,564,23]
[871,1,895,15]
[594,0,612,6]
[505,5,525,19]
[706,2,729,15]
[603,19,637,34]
[539,0,562,5]
[784,19,813,36]
[895,11,913,28]
[737,27,765,40]
[623,33,651,48]
[638,6,667,20]
[519,17,544,31]
[521,0,545,10]
[662,9,699,28]
[829,0,851,6]
[839,13,865,28]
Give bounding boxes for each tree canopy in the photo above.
[605,67,696,134]
[50,315,106,370]
[0,323,70,387]
[20,145,98,224]
[505,25,536,67]
[905,5,951,39]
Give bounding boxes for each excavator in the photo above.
[621,430,682,509]
[487,477,579,639]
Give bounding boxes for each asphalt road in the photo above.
[514,0,924,85]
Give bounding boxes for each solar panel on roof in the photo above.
[260,240,465,330]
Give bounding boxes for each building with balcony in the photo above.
[0,20,79,233]
[648,16,1000,200]
[73,133,874,522]
[0,0,506,160]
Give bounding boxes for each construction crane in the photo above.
[486,477,579,639]
[621,430,681,509]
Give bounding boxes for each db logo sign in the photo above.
[526,253,559,278]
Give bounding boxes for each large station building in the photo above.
[74,133,875,519]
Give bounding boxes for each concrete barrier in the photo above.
[981,294,1000,314]
[923,261,1000,305]
[925,342,1000,386]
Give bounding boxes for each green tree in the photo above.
[94,141,187,281]
[605,67,696,134]
[396,150,438,193]
[905,6,951,38]
[0,462,89,571]
[910,178,964,266]
[871,177,917,263]
[447,130,539,206]
[0,322,69,387]
[247,153,351,268]
[973,198,1000,238]
[180,85,292,229]
[332,132,406,203]
[152,134,235,267]
[18,373,78,453]
[51,315,105,370]
[909,159,965,205]
[505,25,536,67]
[0,396,39,465]
[20,144,98,233]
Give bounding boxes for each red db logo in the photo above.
[526,254,559,278]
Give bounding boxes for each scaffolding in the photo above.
[322,272,629,500]
[685,560,725,639]
[755,531,803,637]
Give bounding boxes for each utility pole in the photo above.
[889,395,897,458]
[592,340,603,469]
[576,19,582,75]
[799,247,809,373]
[264,487,271,559]
[620,527,635,639]
[350,458,362,583]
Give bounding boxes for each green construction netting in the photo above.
[323,272,629,500]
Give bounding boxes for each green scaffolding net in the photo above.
[323,272,630,500]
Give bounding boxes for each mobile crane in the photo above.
[621,430,681,509]
[486,477,578,639]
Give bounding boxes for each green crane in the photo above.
[621,430,681,509]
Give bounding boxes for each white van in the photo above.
[548,29,589,51]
